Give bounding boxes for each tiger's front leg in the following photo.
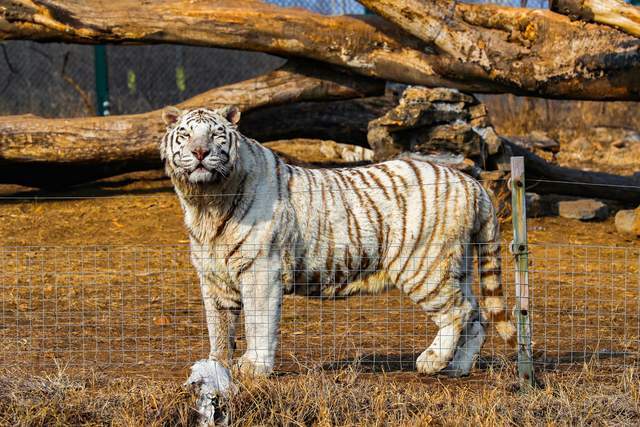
[201,279,241,363]
[186,277,241,426]
[237,254,283,377]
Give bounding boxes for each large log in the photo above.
[240,97,394,146]
[1,0,639,100]
[502,140,640,204]
[358,0,640,100]
[0,62,384,188]
[551,0,640,37]
[2,81,638,203]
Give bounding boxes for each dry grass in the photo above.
[0,366,196,426]
[1,364,639,426]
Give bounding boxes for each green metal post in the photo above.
[510,156,536,387]
[94,45,110,116]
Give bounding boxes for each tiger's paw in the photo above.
[445,320,485,377]
[236,353,273,377]
[416,349,449,374]
[185,359,235,426]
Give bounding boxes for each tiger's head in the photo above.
[160,106,242,185]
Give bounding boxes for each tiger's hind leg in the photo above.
[405,246,473,375]
[446,313,485,377]
[446,245,486,377]
[415,293,473,374]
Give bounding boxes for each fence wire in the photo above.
[1,241,638,377]
[529,243,640,371]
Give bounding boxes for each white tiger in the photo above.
[161,106,515,388]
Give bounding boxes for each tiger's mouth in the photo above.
[188,165,216,184]
[193,165,208,172]
[184,157,231,185]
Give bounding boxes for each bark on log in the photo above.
[0,62,384,188]
[551,0,640,37]
[358,0,640,100]
[1,0,639,99]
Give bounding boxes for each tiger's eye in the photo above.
[176,133,188,144]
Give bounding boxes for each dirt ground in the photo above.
[1,140,639,425]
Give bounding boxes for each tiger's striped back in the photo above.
[282,157,513,340]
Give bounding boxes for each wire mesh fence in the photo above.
[529,243,640,371]
[1,240,638,378]
[1,0,639,384]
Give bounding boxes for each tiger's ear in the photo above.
[162,106,183,126]
[219,105,241,125]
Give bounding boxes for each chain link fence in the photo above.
[0,0,371,118]
[0,42,284,118]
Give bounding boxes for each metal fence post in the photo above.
[510,156,536,387]
[94,45,110,116]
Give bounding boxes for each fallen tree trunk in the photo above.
[0,62,384,188]
[358,0,640,100]
[551,0,640,37]
[502,140,640,204]
[2,84,638,203]
[1,0,639,99]
[240,97,394,145]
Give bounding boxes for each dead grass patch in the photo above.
[1,365,639,426]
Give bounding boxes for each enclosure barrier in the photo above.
[1,240,638,378]
[1,171,639,379]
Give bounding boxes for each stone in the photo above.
[557,199,609,221]
[526,192,557,218]
[615,207,640,237]
[318,140,374,163]
[555,126,640,174]
[367,86,499,162]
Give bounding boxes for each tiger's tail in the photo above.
[475,189,516,344]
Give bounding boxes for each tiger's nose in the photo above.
[192,147,209,161]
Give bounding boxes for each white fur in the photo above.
[483,296,505,314]
[186,359,235,426]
